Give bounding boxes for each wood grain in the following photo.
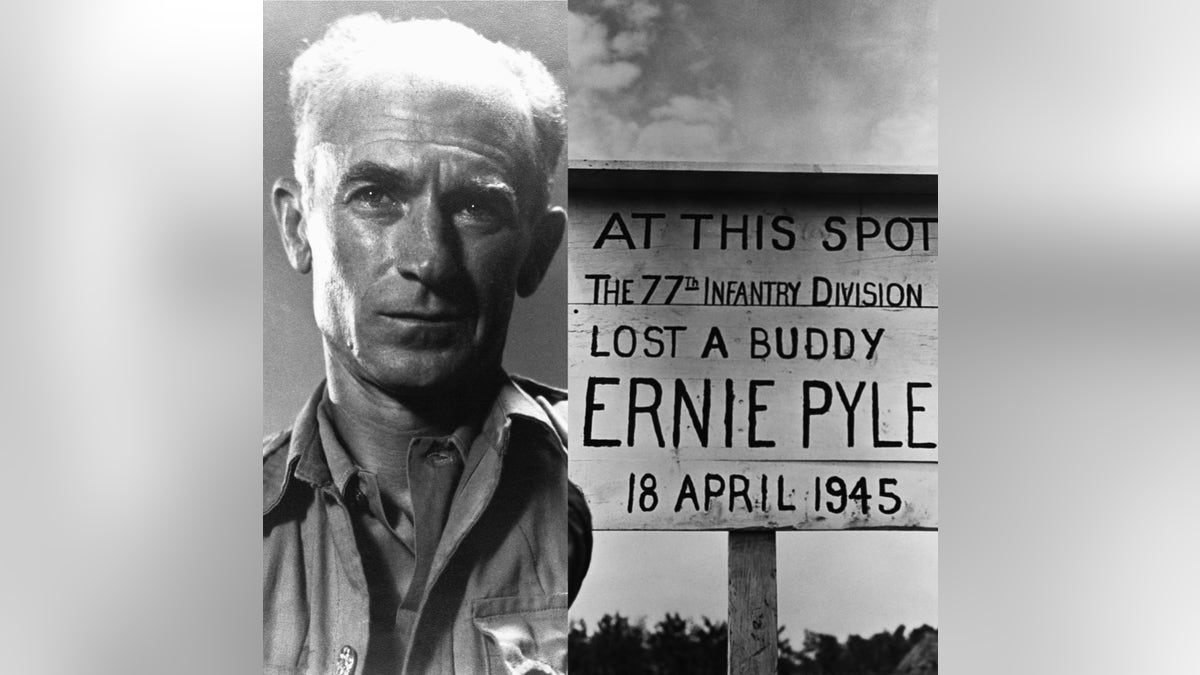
[728,532,778,675]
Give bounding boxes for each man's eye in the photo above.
[451,200,511,231]
[348,187,398,211]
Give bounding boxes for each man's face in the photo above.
[300,68,547,395]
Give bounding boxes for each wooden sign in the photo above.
[568,164,938,532]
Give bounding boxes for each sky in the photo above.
[569,0,936,166]
[566,0,938,641]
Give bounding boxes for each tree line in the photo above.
[568,613,937,674]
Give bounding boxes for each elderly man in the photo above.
[264,14,588,675]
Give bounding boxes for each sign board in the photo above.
[568,163,938,531]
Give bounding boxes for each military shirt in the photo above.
[264,375,579,674]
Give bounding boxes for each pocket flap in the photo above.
[472,594,568,675]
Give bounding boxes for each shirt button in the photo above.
[335,645,357,675]
[426,450,457,467]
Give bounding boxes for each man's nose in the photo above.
[394,192,460,286]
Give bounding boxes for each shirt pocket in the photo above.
[472,594,568,675]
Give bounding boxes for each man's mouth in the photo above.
[378,310,467,324]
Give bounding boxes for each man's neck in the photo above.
[321,356,500,473]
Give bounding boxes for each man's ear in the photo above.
[273,177,311,274]
[517,206,566,298]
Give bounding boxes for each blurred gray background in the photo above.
[263,1,569,434]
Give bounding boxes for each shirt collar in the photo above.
[264,374,561,515]
[314,394,359,498]
[472,375,560,458]
[316,391,477,498]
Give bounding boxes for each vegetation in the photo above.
[568,614,936,675]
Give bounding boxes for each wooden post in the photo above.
[728,531,777,675]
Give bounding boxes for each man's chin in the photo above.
[360,351,485,397]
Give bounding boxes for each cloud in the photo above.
[569,12,641,92]
[568,3,736,161]
[634,120,724,160]
[569,0,660,86]
[567,10,642,159]
[648,95,731,125]
[569,95,640,159]
[868,110,938,166]
[623,0,662,26]
[568,1,937,166]
[627,94,735,161]
[610,29,651,58]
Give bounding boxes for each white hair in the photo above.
[288,13,566,210]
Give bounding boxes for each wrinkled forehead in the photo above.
[314,66,538,176]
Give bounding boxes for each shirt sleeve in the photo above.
[567,480,593,606]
